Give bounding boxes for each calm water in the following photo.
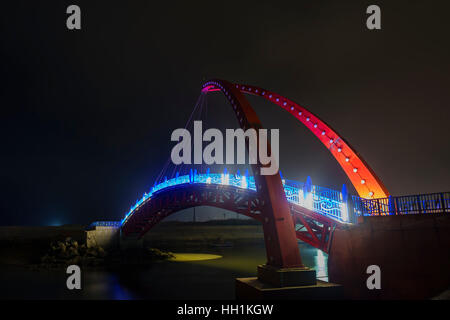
[0,242,327,299]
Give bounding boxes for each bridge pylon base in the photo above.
[236,264,343,300]
[257,264,316,287]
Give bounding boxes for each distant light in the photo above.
[353,168,358,173]
[313,124,318,128]
[361,179,366,184]
[329,139,333,144]
[368,191,374,197]
[321,131,325,135]
[306,117,310,121]
[48,221,63,227]
[345,157,350,162]
[298,111,302,115]
[337,148,342,152]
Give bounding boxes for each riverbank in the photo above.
[0,220,265,267]
[0,221,273,299]
[0,225,85,266]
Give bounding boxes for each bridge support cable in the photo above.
[155,93,207,185]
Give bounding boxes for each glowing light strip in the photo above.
[121,171,352,225]
[231,83,390,200]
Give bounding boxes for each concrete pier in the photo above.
[86,225,120,249]
[235,264,343,300]
[328,213,450,299]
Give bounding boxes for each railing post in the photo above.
[341,184,352,223]
[395,197,400,215]
[416,196,422,214]
[376,199,382,216]
[348,197,356,223]
[388,195,395,215]
[439,193,446,213]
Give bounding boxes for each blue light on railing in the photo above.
[120,169,355,226]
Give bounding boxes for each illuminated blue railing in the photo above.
[121,170,352,225]
[120,170,449,226]
[87,221,121,229]
[353,192,450,216]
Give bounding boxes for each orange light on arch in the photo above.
[229,83,390,199]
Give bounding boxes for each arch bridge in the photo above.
[98,80,449,269]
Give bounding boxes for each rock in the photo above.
[98,247,106,257]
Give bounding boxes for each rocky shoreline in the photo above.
[37,237,174,269]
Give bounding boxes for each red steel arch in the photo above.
[200,79,303,268]
[229,83,390,200]
[122,184,265,236]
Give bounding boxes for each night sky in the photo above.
[1,1,449,225]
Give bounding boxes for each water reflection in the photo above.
[0,242,328,299]
[315,250,328,281]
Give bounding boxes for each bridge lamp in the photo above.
[241,176,248,189]
[321,131,326,135]
[298,189,304,205]
[361,179,366,184]
[345,157,350,162]
[306,192,314,211]
[353,168,358,173]
[221,170,229,185]
[340,202,349,222]
[368,191,374,197]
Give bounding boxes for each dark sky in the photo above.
[1,1,449,225]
